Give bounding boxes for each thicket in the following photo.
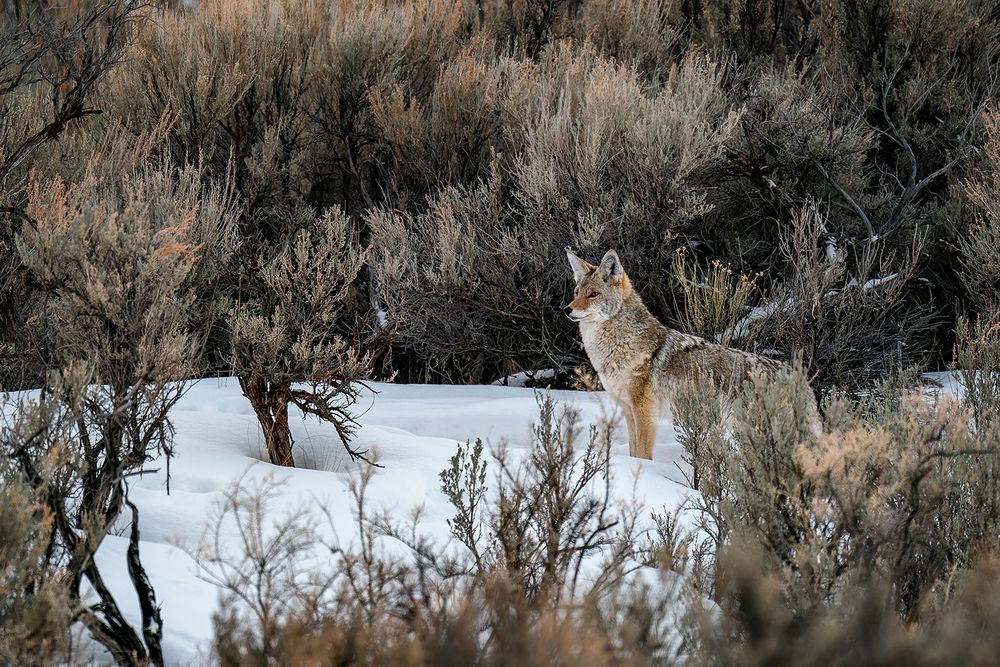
[3,0,995,390]
[1,0,999,664]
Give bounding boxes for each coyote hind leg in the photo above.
[621,401,638,457]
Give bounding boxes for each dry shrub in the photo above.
[371,48,741,381]
[954,307,1000,432]
[692,545,1000,667]
[512,49,739,258]
[371,176,554,382]
[671,374,727,499]
[103,0,407,466]
[748,204,935,389]
[574,0,682,80]
[5,146,235,664]
[370,48,525,202]
[213,576,682,667]
[0,208,48,390]
[2,0,995,393]
[183,476,328,664]
[478,0,579,59]
[668,347,1000,665]
[229,206,376,467]
[670,247,762,348]
[0,0,142,190]
[799,394,998,620]
[439,395,635,604]
[710,64,874,247]
[692,0,995,381]
[0,5,238,663]
[677,361,1000,625]
[0,479,75,666]
[108,0,471,214]
[960,109,1000,312]
[107,0,320,179]
[0,0,147,391]
[20,159,232,387]
[2,366,172,666]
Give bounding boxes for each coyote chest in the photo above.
[578,319,659,401]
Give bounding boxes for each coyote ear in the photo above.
[566,248,595,281]
[598,249,624,283]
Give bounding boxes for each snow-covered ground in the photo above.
[93,378,697,665]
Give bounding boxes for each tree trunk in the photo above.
[126,500,164,667]
[269,398,294,467]
[239,376,296,467]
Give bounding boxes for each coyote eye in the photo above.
[587,291,600,299]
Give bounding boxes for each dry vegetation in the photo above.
[200,369,1000,667]
[2,0,997,388]
[0,0,999,664]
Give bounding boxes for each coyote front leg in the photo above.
[635,409,656,460]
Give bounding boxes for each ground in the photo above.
[91,378,699,665]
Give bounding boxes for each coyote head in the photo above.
[564,249,631,322]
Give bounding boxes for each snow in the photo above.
[491,368,557,387]
[87,378,698,666]
[729,299,790,341]
[924,370,967,403]
[730,272,901,343]
[843,273,899,291]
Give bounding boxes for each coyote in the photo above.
[565,248,816,459]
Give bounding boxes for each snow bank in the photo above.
[93,378,697,665]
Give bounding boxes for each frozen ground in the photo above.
[90,378,698,665]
